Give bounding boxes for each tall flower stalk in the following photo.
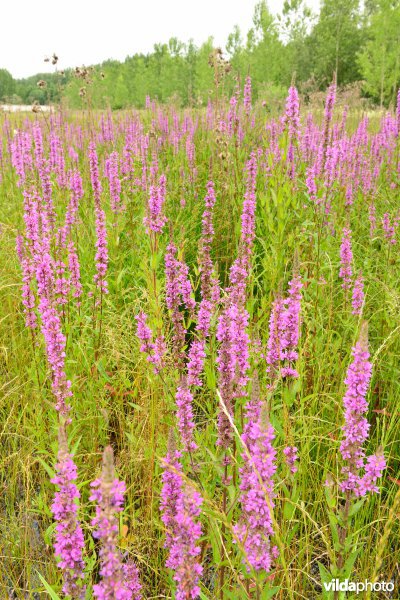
[89,142,109,310]
[327,323,386,598]
[160,434,203,600]
[340,324,385,496]
[234,398,278,579]
[51,425,86,599]
[90,446,142,600]
[339,227,353,291]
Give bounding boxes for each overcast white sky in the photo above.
[1,0,320,79]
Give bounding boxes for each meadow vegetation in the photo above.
[0,78,399,599]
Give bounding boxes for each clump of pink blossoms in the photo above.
[51,426,86,599]
[135,312,166,373]
[90,446,142,600]
[339,227,353,290]
[340,324,386,497]
[144,173,168,233]
[160,436,203,599]
[234,398,278,573]
[351,273,364,316]
[283,446,298,474]
[266,272,303,380]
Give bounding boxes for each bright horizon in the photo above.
[1,0,319,79]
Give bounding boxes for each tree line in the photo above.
[1,0,399,109]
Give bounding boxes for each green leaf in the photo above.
[328,512,340,545]
[283,498,296,519]
[127,402,145,412]
[261,585,280,599]
[318,562,332,584]
[37,457,55,480]
[318,562,334,599]
[36,573,62,600]
[286,522,299,544]
[96,358,112,382]
[348,498,365,517]
[342,548,361,579]
[324,482,336,509]
[43,521,57,545]
[70,435,82,456]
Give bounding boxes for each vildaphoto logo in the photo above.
[323,579,394,594]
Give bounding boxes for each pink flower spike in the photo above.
[90,446,141,600]
[51,426,86,599]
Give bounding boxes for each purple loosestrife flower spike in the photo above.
[106,151,123,215]
[281,273,303,378]
[228,153,257,305]
[89,142,102,208]
[123,562,142,600]
[358,452,386,496]
[284,86,300,141]
[68,240,83,303]
[396,88,400,136]
[160,433,203,599]
[339,227,353,290]
[382,213,397,245]
[16,235,37,329]
[266,295,286,380]
[54,258,70,306]
[283,446,298,474]
[216,303,250,449]
[51,425,86,599]
[175,378,197,453]
[351,273,364,316]
[59,169,84,248]
[94,206,109,298]
[90,446,141,600]
[243,75,252,116]
[187,340,206,387]
[323,79,336,154]
[198,181,218,303]
[188,181,219,386]
[284,86,300,178]
[165,242,195,361]
[144,173,168,233]
[135,312,166,373]
[89,142,109,299]
[216,156,256,448]
[35,252,72,417]
[340,324,386,496]
[234,399,278,572]
[135,311,154,355]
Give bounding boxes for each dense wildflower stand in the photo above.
[4,79,398,597]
